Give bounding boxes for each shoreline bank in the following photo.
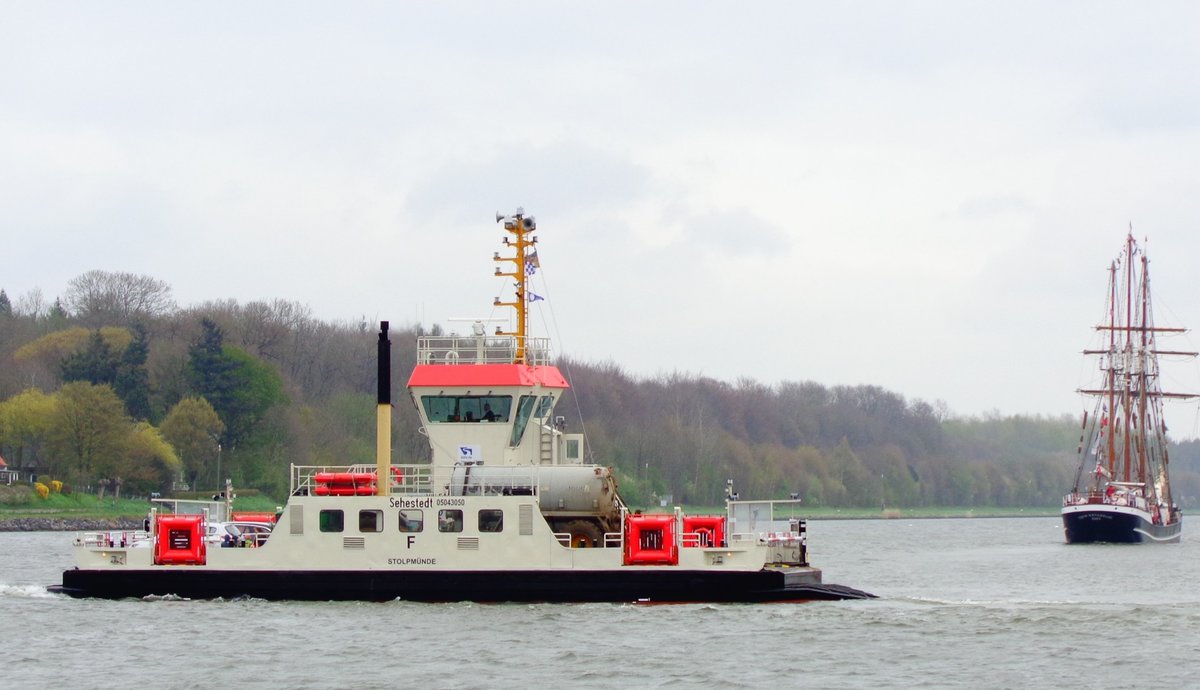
[0,517,143,532]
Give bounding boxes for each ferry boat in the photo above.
[53,209,873,602]
[1062,233,1190,544]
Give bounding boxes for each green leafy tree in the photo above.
[223,346,287,441]
[187,318,286,446]
[831,438,874,506]
[160,397,225,490]
[187,318,236,425]
[0,388,56,471]
[47,382,131,485]
[58,326,152,421]
[121,422,182,495]
[60,329,119,386]
[114,324,152,421]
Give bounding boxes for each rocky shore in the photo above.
[0,517,143,532]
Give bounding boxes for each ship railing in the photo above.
[1063,490,1152,511]
[550,531,621,549]
[291,464,545,497]
[290,464,437,496]
[680,531,726,548]
[726,499,806,543]
[449,464,541,498]
[74,530,151,549]
[417,335,552,366]
[388,465,437,495]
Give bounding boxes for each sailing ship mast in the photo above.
[1075,233,1195,506]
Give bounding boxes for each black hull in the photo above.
[1062,508,1181,544]
[53,568,875,603]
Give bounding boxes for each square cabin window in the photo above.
[319,509,344,533]
[438,509,463,533]
[399,510,424,532]
[359,509,383,533]
[478,509,503,533]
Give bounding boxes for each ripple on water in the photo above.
[5,524,1200,689]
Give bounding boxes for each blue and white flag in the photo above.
[528,292,545,303]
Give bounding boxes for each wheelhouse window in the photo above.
[438,509,463,533]
[421,395,512,423]
[535,395,554,419]
[319,509,344,533]
[508,395,537,447]
[479,509,503,533]
[399,510,424,532]
[359,509,383,533]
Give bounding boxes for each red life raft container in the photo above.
[624,514,678,565]
[154,514,206,565]
[683,515,726,547]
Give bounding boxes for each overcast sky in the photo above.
[5,2,1200,437]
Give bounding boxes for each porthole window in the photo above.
[399,510,424,532]
[438,509,463,533]
[479,509,503,533]
[319,509,344,533]
[359,509,383,533]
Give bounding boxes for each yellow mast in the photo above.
[493,208,538,364]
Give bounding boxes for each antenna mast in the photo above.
[493,208,538,364]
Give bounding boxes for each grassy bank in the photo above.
[0,485,280,521]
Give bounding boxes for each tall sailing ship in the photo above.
[1062,233,1191,544]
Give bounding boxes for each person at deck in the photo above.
[482,403,496,422]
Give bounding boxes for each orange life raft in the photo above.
[154,514,206,565]
[683,515,726,548]
[624,514,678,565]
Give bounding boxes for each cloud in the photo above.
[403,141,654,228]
[676,208,789,257]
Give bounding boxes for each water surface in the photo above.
[3,518,1196,689]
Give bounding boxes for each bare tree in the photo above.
[12,288,46,319]
[64,270,176,326]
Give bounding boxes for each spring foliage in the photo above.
[2,272,1197,506]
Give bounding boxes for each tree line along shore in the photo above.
[2,272,1199,513]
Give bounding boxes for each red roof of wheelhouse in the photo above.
[406,364,569,389]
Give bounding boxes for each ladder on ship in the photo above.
[539,425,554,464]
